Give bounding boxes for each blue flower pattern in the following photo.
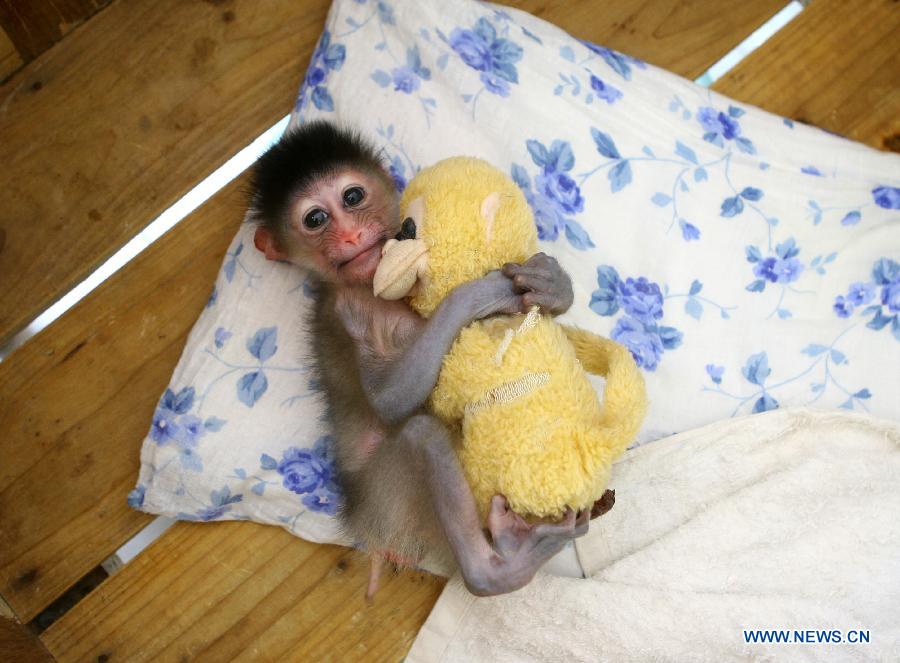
[149,386,227,473]
[698,105,756,154]
[132,0,900,543]
[743,238,833,319]
[448,17,522,98]
[511,139,594,249]
[257,436,342,518]
[833,258,900,340]
[590,267,683,371]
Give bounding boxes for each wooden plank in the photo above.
[40,522,445,662]
[502,0,789,80]
[0,25,22,81]
[0,615,53,663]
[714,0,900,152]
[0,176,245,622]
[1,595,53,662]
[0,0,331,346]
[0,0,112,64]
[0,595,13,620]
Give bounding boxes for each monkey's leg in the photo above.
[400,415,590,597]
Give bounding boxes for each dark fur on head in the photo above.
[249,120,388,244]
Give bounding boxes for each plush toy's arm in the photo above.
[360,272,522,425]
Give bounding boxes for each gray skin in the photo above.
[255,166,611,596]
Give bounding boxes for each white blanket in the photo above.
[408,408,900,662]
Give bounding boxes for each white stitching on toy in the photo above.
[465,371,550,415]
[516,305,541,334]
[493,306,541,365]
[493,329,515,365]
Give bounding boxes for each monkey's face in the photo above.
[281,168,400,285]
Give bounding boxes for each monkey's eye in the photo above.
[342,186,365,207]
[303,208,329,230]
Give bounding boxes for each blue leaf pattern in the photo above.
[247,327,278,362]
[237,371,269,407]
[296,31,347,114]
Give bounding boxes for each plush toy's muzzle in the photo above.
[372,237,429,300]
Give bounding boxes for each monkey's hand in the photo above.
[456,270,524,318]
[501,252,574,316]
[464,496,589,597]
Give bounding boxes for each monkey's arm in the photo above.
[354,272,521,425]
[401,415,589,596]
[502,252,574,315]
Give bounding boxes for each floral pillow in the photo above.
[132,0,900,546]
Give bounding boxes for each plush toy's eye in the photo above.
[395,217,417,241]
[303,208,329,230]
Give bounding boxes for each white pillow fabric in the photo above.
[132,0,900,546]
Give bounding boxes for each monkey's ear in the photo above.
[253,226,287,261]
[480,191,502,243]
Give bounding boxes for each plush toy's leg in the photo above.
[591,489,616,519]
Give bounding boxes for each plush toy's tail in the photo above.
[562,325,648,458]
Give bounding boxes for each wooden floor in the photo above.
[0,1,898,660]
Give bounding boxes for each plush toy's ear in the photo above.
[480,191,502,243]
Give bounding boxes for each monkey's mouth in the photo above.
[337,239,385,273]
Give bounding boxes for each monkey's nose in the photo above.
[395,217,416,241]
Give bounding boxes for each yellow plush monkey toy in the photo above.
[373,157,647,519]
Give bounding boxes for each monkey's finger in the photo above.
[503,262,556,287]
[505,253,560,277]
[574,509,590,537]
[489,494,510,515]
[521,291,568,313]
[512,271,554,293]
[522,252,558,270]
[533,508,577,539]
[497,295,526,316]
[501,262,523,277]
[487,495,512,535]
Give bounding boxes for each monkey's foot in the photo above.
[461,495,590,596]
[366,554,384,603]
[365,548,420,602]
